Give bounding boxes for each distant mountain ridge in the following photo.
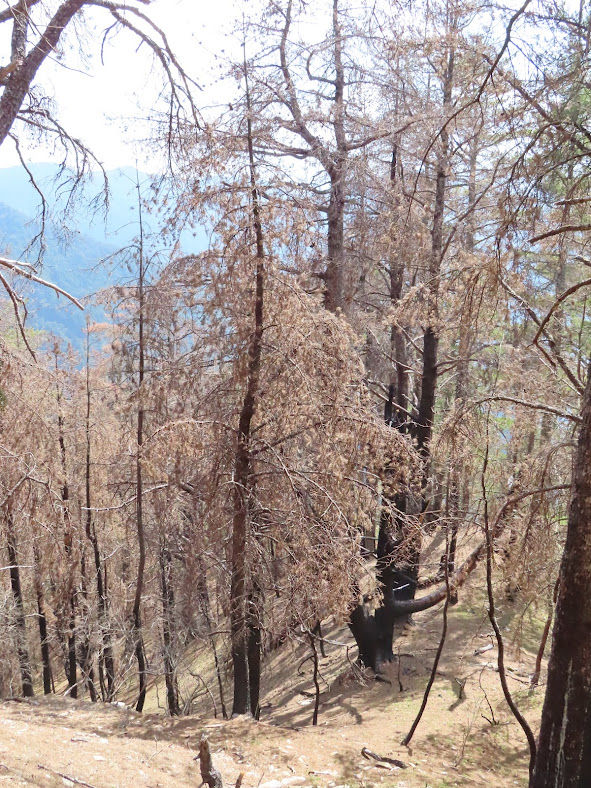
[0,163,151,246]
[0,164,206,346]
[0,200,114,341]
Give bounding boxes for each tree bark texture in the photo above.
[0,1,85,146]
[230,60,265,716]
[530,368,591,788]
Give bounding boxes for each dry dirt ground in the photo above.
[0,577,545,788]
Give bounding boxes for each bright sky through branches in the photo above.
[0,0,241,171]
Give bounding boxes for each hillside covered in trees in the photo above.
[0,0,590,785]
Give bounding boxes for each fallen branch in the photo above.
[361,747,406,769]
[37,765,98,788]
[471,395,580,424]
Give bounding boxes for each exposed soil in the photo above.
[0,576,544,788]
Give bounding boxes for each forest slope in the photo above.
[0,574,544,788]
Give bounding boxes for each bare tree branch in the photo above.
[472,395,581,423]
[0,256,84,309]
[529,225,591,244]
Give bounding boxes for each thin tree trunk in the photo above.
[78,552,97,702]
[196,551,228,719]
[6,509,33,697]
[447,135,478,598]
[402,537,451,746]
[33,542,52,694]
[309,631,320,726]
[133,173,148,713]
[83,326,115,701]
[482,450,536,776]
[247,581,262,719]
[160,543,180,716]
[101,551,115,700]
[55,351,77,699]
[530,577,559,690]
[311,619,326,658]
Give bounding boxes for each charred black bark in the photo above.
[78,554,98,702]
[84,330,115,701]
[7,512,33,697]
[311,619,326,658]
[348,600,378,670]
[33,542,52,694]
[230,53,265,716]
[54,351,77,700]
[530,369,591,787]
[100,549,115,700]
[160,543,180,716]
[132,172,148,714]
[349,500,420,672]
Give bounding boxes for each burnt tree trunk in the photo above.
[84,328,115,701]
[406,46,454,592]
[78,553,98,702]
[33,542,52,694]
[160,543,180,716]
[349,53,454,670]
[230,58,265,716]
[530,369,591,787]
[55,351,77,700]
[196,549,228,719]
[133,174,148,713]
[7,510,33,697]
[99,542,115,700]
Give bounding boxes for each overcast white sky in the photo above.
[0,0,244,171]
[0,0,541,173]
